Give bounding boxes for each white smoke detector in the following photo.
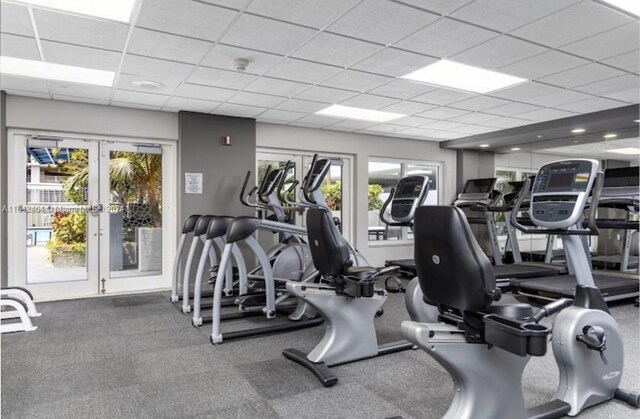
[131,80,163,90]
[233,58,249,72]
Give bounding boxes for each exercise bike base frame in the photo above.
[210,316,323,344]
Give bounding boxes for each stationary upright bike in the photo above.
[403,159,638,418]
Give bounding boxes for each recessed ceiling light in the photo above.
[634,119,640,123]
[601,0,640,16]
[15,0,136,22]
[0,56,115,87]
[479,144,490,148]
[604,133,617,139]
[511,147,521,151]
[606,147,640,155]
[132,80,163,90]
[400,59,528,94]
[571,128,586,134]
[316,105,405,122]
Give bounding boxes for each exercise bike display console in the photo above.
[387,175,430,223]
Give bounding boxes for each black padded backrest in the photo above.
[306,208,350,276]
[194,215,214,236]
[206,216,234,240]
[226,217,261,243]
[182,214,202,234]
[414,206,496,312]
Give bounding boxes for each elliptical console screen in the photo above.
[535,161,593,193]
[463,178,496,194]
[396,177,425,199]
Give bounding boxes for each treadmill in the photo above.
[454,178,565,288]
[509,164,640,303]
[590,167,639,272]
[381,175,431,279]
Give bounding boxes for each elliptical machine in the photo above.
[402,159,639,418]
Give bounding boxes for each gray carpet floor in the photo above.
[1,291,638,419]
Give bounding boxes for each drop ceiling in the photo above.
[0,0,638,142]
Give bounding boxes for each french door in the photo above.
[7,132,176,300]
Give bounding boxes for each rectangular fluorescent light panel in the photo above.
[0,56,115,87]
[606,148,640,155]
[316,105,405,122]
[401,59,528,94]
[602,0,640,16]
[16,0,136,22]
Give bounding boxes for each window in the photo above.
[368,158,441,243]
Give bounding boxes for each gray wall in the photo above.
[456,150,495,194]
[178,112,256,224]
[1,92,6,287]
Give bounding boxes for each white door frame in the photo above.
[7,129,177,301]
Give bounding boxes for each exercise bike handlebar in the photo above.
[379,188,406,227]
[529,298,573,323]
[510,173,604,236]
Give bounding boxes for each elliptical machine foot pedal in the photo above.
[282,348,337,387]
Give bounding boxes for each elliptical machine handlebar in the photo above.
[276,160,294,203]
[510,173,604,236]
[239,170,270,210]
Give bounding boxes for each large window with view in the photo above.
[368,159,441,243]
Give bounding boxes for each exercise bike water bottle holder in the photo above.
[483,314,550,357]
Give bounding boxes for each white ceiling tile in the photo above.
[481,116,530,128]
[422,120,465,130]
[603,50,640,74]
[484,102,544,117]
[244,76,310,96]
[451,35,547,69]
[451,0,581,32]
[199,0,251,9]
[265,58,342,84]
[449,112,500,124]
[491,82,565,101]
[365,124,411,134]
[339,94,399,109]
[394,127,439,137]
[120,55,193,94]
[3,89,50,99]
[320,70,391,93]
[498,51,590,80]
[117,74,178,95]
[395,18,498,59]
[380,101,437,115]
[411,88,476,105]
[295,85,358,102]
[128,29,212,64]
[603,88,638,103]
[561,22,640,61]
[188,67,258,89]
[137,0,237,41]
[165,97,220,113]
[221,14,316,55]
[526,90,593,107]
[0,75,49,94]
[327,119,377,130]
[49,83,112,100]
[175,83,236,101]
[515,108,576,122]
[228,91,287,107]
[392,116,438,127]
[53,95,108,105]
[289,121,325,128]
[427,131,465,139]
[437,95,510,111]
[0,33,39,60]
[214,103,267,117]
[247,0,360,29]
[112,101,162,111]
[291,33,381,67]
[540,63,627,88]
[394,0,474,15]
[415,106,470,119]
[33,9,128,51]
[257,109,306,122]
[1,2,33,36]
[294,114,345,126]
[511,0,634,48]
[576,74,639,98]
[201,45,283,74]
[555,97,627,113]
[352,48,437,77]
[328,0,438,45]
[449,124,497,135]
[112,90,170,107]
[368,79,437,100]
[41,40,122,71]
[274,99,330,113]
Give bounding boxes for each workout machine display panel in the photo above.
[603,167,639,188]
[259,169,284,196]
[306,159,331,193]
[390,176,429,223]
[530,159,598,228]
[463,178,496,194]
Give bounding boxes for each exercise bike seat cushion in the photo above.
[306,208,351,276]
[414,206,498,312]
[182,214,202,234]
[226,217,261,243]
[490,294,533,320]
[194,215,215,236]
[206,216,234,240]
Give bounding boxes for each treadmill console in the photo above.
[390,175,430,223]
[455,178,497,205]
[306,159,331,193]
[530,159,599,228]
